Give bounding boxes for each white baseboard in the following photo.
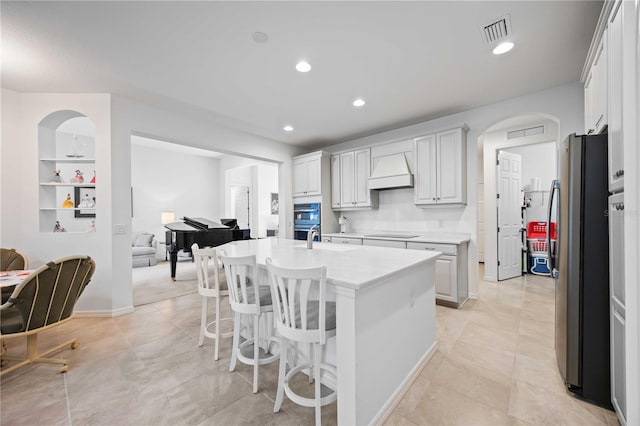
[74,305,134,318]
[370,340,439,425]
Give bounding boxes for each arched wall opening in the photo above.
[477,112,560,282]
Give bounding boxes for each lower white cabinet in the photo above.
[329,236,363,245]
[324,235,469,307]
[434,255,457,303]
[407,241,468,307]
[362,239,406,249]
[609,192,626,422]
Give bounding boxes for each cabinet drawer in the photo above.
[363,239,406,249]
[330,237,363,245]
[407,242,457,255]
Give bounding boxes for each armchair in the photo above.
[0,255,95,376]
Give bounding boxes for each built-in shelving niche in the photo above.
[38,111,97,233]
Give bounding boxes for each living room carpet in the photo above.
[132,260,199,306]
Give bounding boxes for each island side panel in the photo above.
[335,260,437,425]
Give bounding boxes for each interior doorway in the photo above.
[477,113,559,282]
[129,135,279,306]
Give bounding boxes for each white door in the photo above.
[293,159,307,196]
[354,149,370,206]
[340,152,354,207]
[231,185,250,229]
[305,157,321,195]
[497,151,522,280]
[437,129,462,203]
[414,134,437,204]
[331,155,341,208]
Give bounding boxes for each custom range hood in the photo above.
[367,152,414,190]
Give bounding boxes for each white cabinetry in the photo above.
[407,241,468,307]
[608,3,624,192]
[39,132,96,233]
[362,239,406,249]
[585,29,608,135]
[331,155,341,208]
[293,152,323,197]
[414,127,467,205]
[329,236,362,245]
[331,148,375,210]
[609,192,626,422]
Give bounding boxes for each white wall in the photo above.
[504,141,557,223]
[1,89,300,316]
[322,82,584,297]
[219,156,279,238]
[1,90,116,313]
[130,142,221,245]
[482,118,559,281]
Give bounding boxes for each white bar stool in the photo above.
[192,243,233,361]
[219,251,279,393]
[266,258,337,426]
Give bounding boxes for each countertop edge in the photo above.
[324,232,471,245]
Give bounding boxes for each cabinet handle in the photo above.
[432,197,436,201]
[616,203,624,211]
[587,128,595,135]
[620,169,624,176]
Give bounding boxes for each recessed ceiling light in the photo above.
[353,98,366,107]
[283,125,294,132]
[296,61,311,73]
[493,41,514,55]
[252,32,269,44]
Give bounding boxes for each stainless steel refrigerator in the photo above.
[548,133,612,408]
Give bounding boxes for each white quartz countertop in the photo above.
[324,231,471,245]
[217,238,440,291]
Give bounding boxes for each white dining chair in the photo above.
[192,243,233,361]
[266,258,337,426]
[219,251,279,393]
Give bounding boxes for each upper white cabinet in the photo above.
[330,154,341,208]
[608,2,624,192]
[331,148,375,209]
[585,28,608,135]
[293,151,324,197]
[414,127,467,205]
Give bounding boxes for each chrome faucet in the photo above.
[307,224,318,249]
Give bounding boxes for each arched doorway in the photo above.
[477,113,560,282]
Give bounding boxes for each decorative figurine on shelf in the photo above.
[70,169,84,183]
[53,221,66,232]
[78,193,95,208]
[90,170,96,184]
[50,169,64,183]
[86,221,96,233]
[62,193,74,208]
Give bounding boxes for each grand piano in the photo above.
[164,217,249,280]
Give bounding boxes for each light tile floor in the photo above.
[1,269,618,425]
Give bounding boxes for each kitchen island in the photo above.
[323,232,471,307]
[217,238,440,425]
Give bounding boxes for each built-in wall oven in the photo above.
[293,202,321,241]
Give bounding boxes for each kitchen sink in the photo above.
[364,234,420,239]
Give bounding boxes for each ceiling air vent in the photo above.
[482,15,512,44]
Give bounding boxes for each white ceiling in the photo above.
[2,1,602,148]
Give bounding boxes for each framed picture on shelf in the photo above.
[74,186,96,218]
